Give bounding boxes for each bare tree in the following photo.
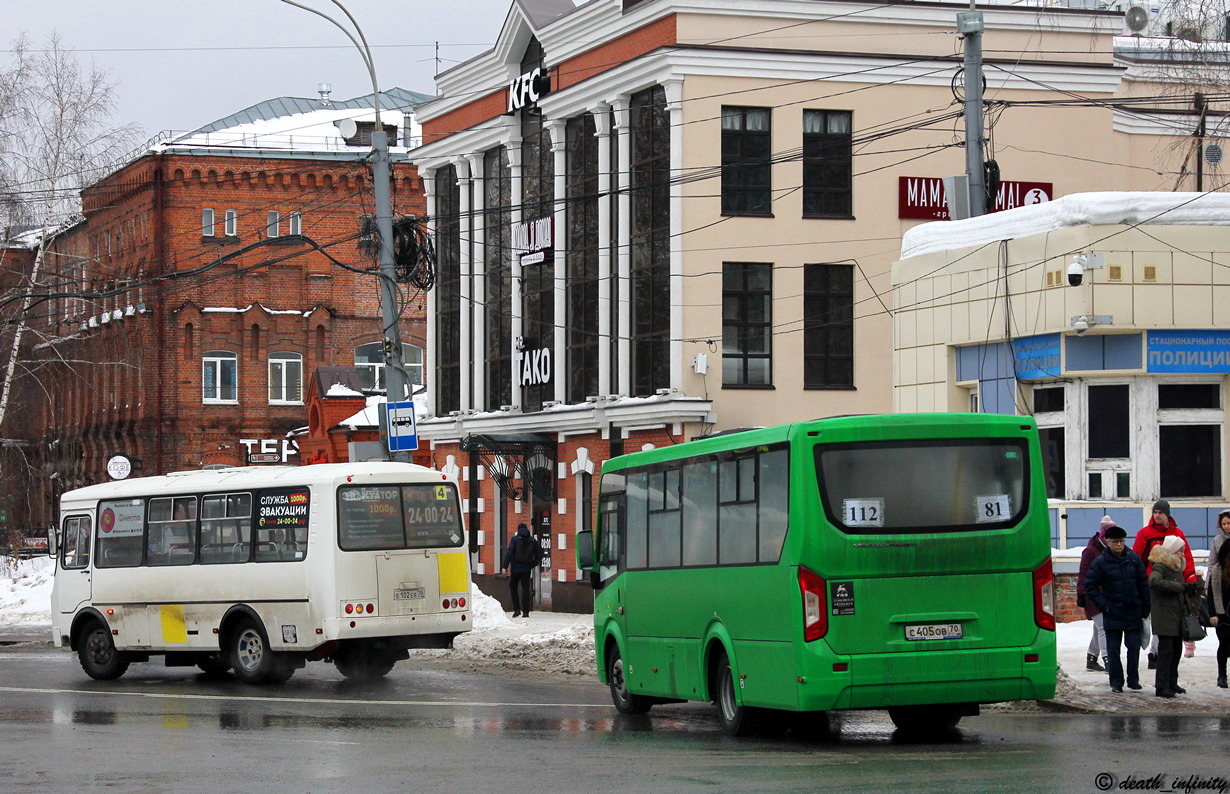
[0,33,140,548]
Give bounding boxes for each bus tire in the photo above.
[887,704,963,734]
[335,651,397,681]
[196,653,231,675]
[607,645,652,715]
[714,652,756,736]
[77,621,130,680]
[229,618,282,685]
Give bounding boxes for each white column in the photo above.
[456,158,473,412]
[613,95,632,397]
[594,106,612,399]
[548,119,568,405]
[663,79,684,393]
[507,142,524,409]
[421,166,438,417]
[468,152,486,410]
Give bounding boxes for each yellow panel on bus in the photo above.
[160,604,188,643]
[436,552,468,595]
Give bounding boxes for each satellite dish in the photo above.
[336,118,358,139]
[1125,5,1149,32]
[1206,143,1224,166]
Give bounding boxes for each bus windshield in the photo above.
[816,438,1028,533]
[337,483,464,550]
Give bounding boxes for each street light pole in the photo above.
[281,0,410,460]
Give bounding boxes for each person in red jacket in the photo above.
[1133,499,1198,668]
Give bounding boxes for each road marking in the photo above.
[0,684,609,709]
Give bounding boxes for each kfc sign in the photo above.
[899,177,1052,220]
[507,68,550,114]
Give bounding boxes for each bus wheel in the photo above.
[888,705,963,734]
[335,651,397,681]
[77,622,130,680]
[714,652,754,736]
[229,618,281,685]
[196,653,231,675]
[607,646,651,715]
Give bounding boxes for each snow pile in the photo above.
[900,191,1230,260]
[468,584,514,630]
[449,620,595,676]
[0,556,53,626]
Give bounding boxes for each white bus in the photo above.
[50,462,472,684]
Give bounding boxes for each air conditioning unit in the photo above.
[1124,2,1150,34]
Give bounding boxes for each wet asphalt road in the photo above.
[0,645,1226,793]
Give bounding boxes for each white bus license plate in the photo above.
[905,623,962,641]
[394,588,425,601]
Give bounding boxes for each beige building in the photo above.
[892,192,1230,551]
[403,0,1220,609]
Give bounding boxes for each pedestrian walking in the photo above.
[1085,525,1150,694]
[1147,535,1190,698]
[1133,500,1197,668]
[501,522,542,618]
[1207,510,1230,688]
[1077,516,1114,672]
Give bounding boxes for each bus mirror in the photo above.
[576,530,594,571]
[46,525,58,558]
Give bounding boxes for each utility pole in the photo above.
[1195,92,1207,192]
[282,0,411,461]
[958,5,987,217]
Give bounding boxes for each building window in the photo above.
[203,350,238,403]
[289,210,302,236]
[356,342,422,392]
[1088,384,1130,459]
[434,165,462,415]
[565,113,600,404]
[224,209,238,237]
[268,352,303,404]
[485,146,513,410]
[722,262,772,387]
[630,86,671,396]
[721,106,771,216]
[802,109,853,218]
[202,208,215,237]
[803,263,854,388]
[267,210,281,238]
[1158,382,1222,498]
[520,98,555,413]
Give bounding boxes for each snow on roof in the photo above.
[156,104,422,154]
[326,383,365,398]
[900,191,1230,260]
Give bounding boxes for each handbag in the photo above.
[1181,614,1207,642]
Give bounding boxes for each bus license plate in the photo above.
[905,623,962,641]
[394,588,425,601]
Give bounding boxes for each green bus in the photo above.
[575,413,1056,734]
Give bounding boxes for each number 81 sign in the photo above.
[976,494,1011,523]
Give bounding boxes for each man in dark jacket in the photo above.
[1085,525,1151,693]
[501,523,542,618]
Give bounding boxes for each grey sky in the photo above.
[7,0,522,139]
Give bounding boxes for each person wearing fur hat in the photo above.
[1134,500,1198,668]
[1077,516,1115,671]
[1148,534,1191,698]
[1208,510,1230,688]
[1085,525,1150,693]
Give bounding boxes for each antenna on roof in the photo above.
[317,82,333,106]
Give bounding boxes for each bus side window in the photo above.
[597,494,624,584]
[61,516,91,570]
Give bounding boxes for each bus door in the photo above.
[57,514,94,615]
[594,491,626,636]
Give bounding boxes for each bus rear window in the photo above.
[338,484,464,550]
[816,439,1028,533]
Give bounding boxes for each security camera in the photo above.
[1073,317,1089,335]
[1067,259,1085,287]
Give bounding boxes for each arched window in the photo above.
[269,351,303,404]
[203,351,238,403]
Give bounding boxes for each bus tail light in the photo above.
[798,566,828,642]
[1032,558,1056,631]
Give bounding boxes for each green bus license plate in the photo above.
[905,623,962,641]
[394,588,425,601]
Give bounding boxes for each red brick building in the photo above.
[0,89,429,533]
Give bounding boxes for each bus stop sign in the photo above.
[382,401,419,452]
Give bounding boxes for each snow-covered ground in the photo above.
[4,556,1227,711]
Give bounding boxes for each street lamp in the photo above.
[280,0,411,459]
